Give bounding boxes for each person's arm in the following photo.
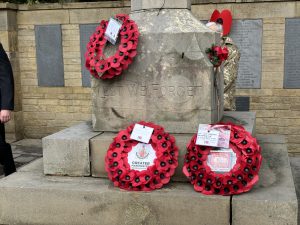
[0,43,14,111]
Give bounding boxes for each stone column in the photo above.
[91,0,223,133]
[0,3,23,142]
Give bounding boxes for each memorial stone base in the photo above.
[0,113,297,225]
[91,5,223,134]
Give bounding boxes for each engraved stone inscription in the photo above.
[230,19,262,89]
[284,19,300,88]
[99,83,201,99]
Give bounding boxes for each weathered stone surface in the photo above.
[43,121,101,176]
[17,10,69,25]
[222,111,256,135]
[0,10,17,31]
[0,164,230,225]
[290,156,300,225]
[90,132,115,178]
[91,111,255,181]
[19,158,43,172]
[92,9,222,133]
[131,0,191,11]
[232,135,298,225]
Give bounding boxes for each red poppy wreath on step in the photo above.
[183,123,262,196]
[105,121,179,191]
[85,14,139,79]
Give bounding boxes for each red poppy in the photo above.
[120,24,132,35]
[121,54,133,66]
[117,14,129,23]
[119,41,134,52]
[108,56,121,68]
[128,50,137,58]
[95,60,110,73]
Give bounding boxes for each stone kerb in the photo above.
[92,8,223,133]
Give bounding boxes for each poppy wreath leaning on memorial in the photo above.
[183,123,262,195]
[85,14,139,79]
[105,121,179,191]
[205,44,229,67]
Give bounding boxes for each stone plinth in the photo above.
[92,9,222,133]
[232,135,298,225]
[43,121,101,176]
[0,162,230,225]
[222,111,256,136]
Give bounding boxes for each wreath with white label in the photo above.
[183,123,262,195]
[85,14,139,79]
[105,121,179,191]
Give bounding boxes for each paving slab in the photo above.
[232,135,298,225]
[43,121,101,176]
[18,158,43,173]
[0,162,230,225]
[0,140,43,177]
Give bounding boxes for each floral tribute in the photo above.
[205,45,228,67]
[105,121,179,191]
[183,123,262,195]
[85,14,139,79]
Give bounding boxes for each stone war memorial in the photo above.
[0,0,298,225]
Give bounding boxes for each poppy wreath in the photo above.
[85,14,139,79]
[205,44,229,67]
[105,121,179,191]
[183,123,262,196]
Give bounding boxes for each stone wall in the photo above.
[1,1,300,153]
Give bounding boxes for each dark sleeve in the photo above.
[0,43,14,110]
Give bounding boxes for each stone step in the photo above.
[42,112,255,178]
[0,134,296,225]
[42,121,101,176]
[0,159,230,225]
[232,135,298,225]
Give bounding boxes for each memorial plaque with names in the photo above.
[230,19,262,89]
[80,24,98,87]
[284,19,300,89]
[35,25,64,87]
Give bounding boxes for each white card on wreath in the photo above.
[130,124,154,144]
[104,18,122,45]
[196,124,231,148]
[128,143,156,171]
[207,149,237,172]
